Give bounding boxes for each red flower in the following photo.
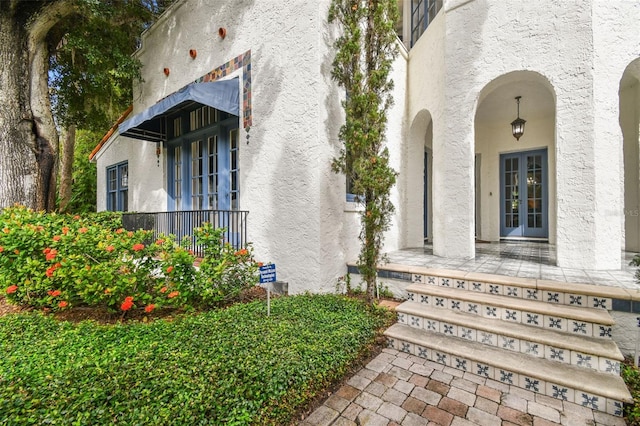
[235,249,248,256]
[73,215,80,220]
[116,228,124,234]
[6,285,18,294]
[78,227,88,234]
[160,287,167,293]
[45,248,57,261]
[47,289,61,297]
[0,246,4,253]
[104,288,111,294]
[52,235,61,242]
[105,245,115,252]
[62,227,69,235]
[257,262,264,267]
[132,243,145,252]
[127,231,134,237]
[168,291,179,299]
[144,304,155,313]
[124,296,134,303]
[121,299,134,311]
[13,249,19,255]
[155,239,164,245]
[166,266,174,274]
[58,301,68,308]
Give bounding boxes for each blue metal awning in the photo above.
[118,77,239,142]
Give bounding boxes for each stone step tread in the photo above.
[406,283,615,325]
[397,301,624,361]
[384,323,632,403]
[377,263,636,301]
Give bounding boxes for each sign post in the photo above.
[259,264,276,316]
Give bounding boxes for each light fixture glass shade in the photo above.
[511,116,526,141]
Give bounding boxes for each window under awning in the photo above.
[118,77,240,143]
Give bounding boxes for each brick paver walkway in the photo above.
[299,348,626,426]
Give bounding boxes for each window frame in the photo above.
[106,161,129,212]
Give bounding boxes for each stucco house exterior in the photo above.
[91,0,640,295]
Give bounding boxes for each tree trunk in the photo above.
[0,0,75,211]
[58,124,75,212]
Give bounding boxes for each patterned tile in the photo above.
[479,331,498,346]
[544,315,567,332]
[434,351,449,366]
[567,294,585,307]
[607,399,624,417]
[525,289,540,301]
[501,308,520,323]
[458,326,476,342]
[454,357,469,372]
[475,362,494,379]
[412,274,424,283]
[455,280,466,290]
[440,322,457,336]
[519,375,545,393]
[434,297,447,308]
[498,369,517,385]
[424,319,439,332]
[545,346,569,364]
[466,302,480,315]
[570,351,596,370]
[398,313,407,325]
[426,276,437,285]
[500,335,520,352]
[546,382,574,402]
[483,305,501,319]
[569,320,592,336]
[524,312,542,327]
[416,345,431,359]
[419,294,430,305]
[598,325,613,338]
[471,281,484,292]
[406,292,415,302]
[575,391,603,411]
[409,315,423,329]
[450,299,462,311]
[487,283,503,295]
[599,358,621,375]
[545,291,564,304]
[400,341,413,354]
[588,296,612,310]
[505,286,520,298]
[386,337,396,349]
[439,277,451,287]
[521,341,543,358]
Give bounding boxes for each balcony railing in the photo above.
[122,210,249,255]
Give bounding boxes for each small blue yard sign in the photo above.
[259,264,276,284]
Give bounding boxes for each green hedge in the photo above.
[0,294,394,425]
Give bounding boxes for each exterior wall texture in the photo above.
[94,0,640,293]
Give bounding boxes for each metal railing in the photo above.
[122,209,249,255]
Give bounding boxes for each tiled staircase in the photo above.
[351,264,634,416]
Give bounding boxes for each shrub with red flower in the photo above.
[78,227,88,234]
[166,266,174,274]
[45,263,61,278]
[47,289,61,297]
[44,248,57,261]
[160,287,167,293]
[58,301,68,308]
[168,291,179,299]
[144,304,155,313]
[132,243,145,252]
[235,249,248,256]
[6,285,18,294]
[52,235,61,242]
[62,227,69,235]
[105,245,115,253]
[0,246,4,253]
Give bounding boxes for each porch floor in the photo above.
[385,241,640,289]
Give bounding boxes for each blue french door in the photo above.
[500,149,548,238]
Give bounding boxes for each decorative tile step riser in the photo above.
[386,336,624,417]
[406,291,613,339]
[412,274,613,310]
[397,312,621,375]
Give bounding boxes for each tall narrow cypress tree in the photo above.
[329,0,399,303]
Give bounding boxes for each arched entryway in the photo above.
[474,71,557,243]
[404,109,433,247]
[620,60,640,252]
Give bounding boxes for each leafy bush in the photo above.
[623,360,640,425]
[0,206,257,313]
[0,294,394,425]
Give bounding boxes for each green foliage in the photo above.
[0,294,394,425]
[0,206,257,313]
[622,361,640,424]
[64,129,98,213]
[329,0,399,302]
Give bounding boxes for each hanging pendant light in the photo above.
[511,96,526,141]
